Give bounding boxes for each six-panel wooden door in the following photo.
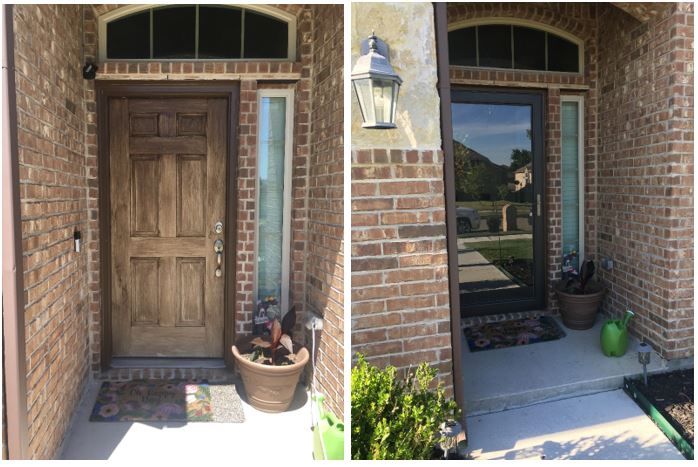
[109,97,227,357]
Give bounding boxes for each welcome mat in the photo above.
[89,380,244,423]
[464,316,566,352]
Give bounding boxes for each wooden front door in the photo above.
[109,97,228,357]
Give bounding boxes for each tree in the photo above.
[510,148,532,171]
[454,143,487,200]
[497,184,510,204]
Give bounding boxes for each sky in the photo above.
[451,103,531,166]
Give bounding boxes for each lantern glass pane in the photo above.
[353,78,374,125]
[390,81,400,124]
[372,78,394,124]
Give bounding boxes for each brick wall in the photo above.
[352,149,454,395]
[597,2,694,359]
[12,4,90,459]
[306,4,345,419]
[448,2,599,320]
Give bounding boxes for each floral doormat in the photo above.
[464,316,566,352]
[90,379,214,422]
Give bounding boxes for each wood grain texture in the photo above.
[130,258,160,325]
[111,97,227,358]
[129,136,206,154]
[129,155,160,236]
[177,155,206,237]
[130,113,158,136]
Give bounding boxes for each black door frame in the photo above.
[450,87,546,317]
[96,81,240,370]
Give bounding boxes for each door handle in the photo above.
[214,239,224,277]
[537,194,542,217]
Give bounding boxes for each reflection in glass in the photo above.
[372,79,394,124]
[257,97,286,305]
[451,103,534,303]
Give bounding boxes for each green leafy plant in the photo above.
[351,354,460,460]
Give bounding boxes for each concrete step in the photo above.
[461,317,693,416]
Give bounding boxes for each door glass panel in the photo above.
[451,102,534,303]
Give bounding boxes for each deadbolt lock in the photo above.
[214,221,223,234]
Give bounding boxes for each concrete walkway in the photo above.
[60,379,315,460]
[465,390,684,460]
[458,249,518,292]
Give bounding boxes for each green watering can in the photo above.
[312,394,344,460]
[600,310,635,357]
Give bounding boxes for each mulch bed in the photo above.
[493,259,533,286]
[635,369,693,445]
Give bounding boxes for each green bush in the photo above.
[351,354,460,460]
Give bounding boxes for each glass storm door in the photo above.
[451,89,544,316]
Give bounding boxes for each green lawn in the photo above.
[465,238,533,263]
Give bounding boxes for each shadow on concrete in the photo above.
[501,433,685,460]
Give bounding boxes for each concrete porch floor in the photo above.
[461,316,692,415]
[59,379,314,460]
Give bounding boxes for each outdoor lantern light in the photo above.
[351,32,402,129]
[637,342,652,386]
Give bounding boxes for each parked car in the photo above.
[456,207,480,234]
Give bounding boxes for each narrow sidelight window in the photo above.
[561,96,584,271]
[255,90,294,329]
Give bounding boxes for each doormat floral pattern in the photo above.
[90,380,213,422]
[464,316,566,352]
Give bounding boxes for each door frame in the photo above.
[96,81,240,369]
[450,86,546,317]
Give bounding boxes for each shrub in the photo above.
[351,354,460,460]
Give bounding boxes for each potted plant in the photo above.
[554,256,606,330]
[232,302,309,412]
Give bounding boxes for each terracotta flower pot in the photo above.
[232,343,309,413]
[555,282,606,330]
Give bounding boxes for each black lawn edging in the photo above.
[623,376,694,460]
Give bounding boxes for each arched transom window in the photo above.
[448,20,582,73]
[99,4,296,60]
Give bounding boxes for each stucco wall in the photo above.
[351,2,442,150]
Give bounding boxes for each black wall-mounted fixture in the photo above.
[82,62,97,80]
[73,230,81,253]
